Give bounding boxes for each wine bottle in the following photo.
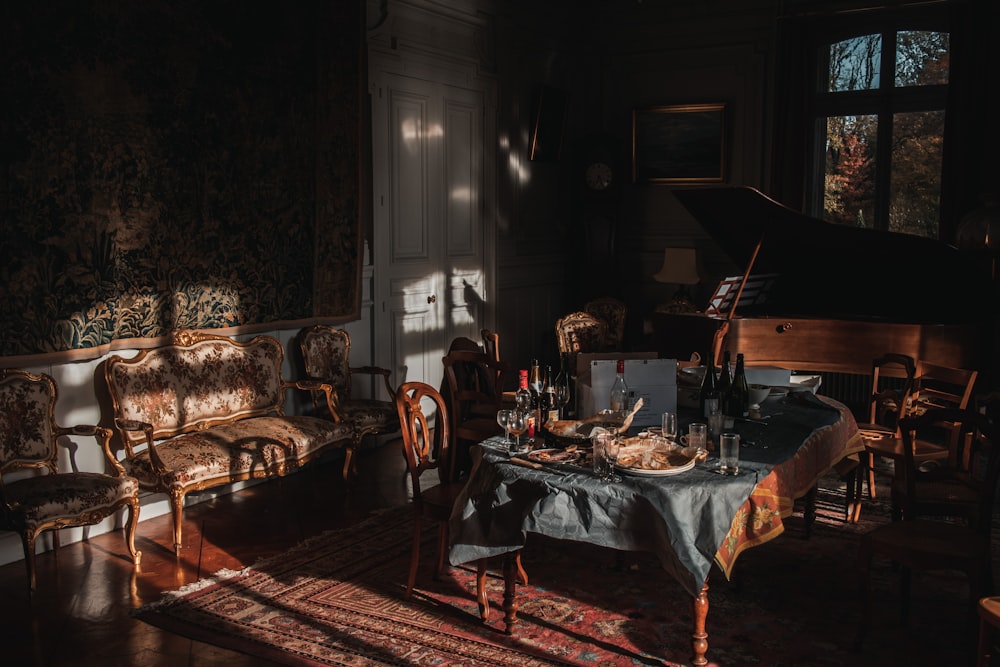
[515,370,532,413]
[717,350,732,411]
[527,359,541,437]
[528,359,543,396]
[543,365,559,425]
[729,353,750,418]
[609,359,629,413]
[554,352,570,419]
[699,350,719,418]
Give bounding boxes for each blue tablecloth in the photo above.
[448,391,846,597]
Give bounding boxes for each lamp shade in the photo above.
[653,247,700,284]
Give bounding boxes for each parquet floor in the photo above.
[0,440,412,666]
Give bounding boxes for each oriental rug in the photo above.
[134,474,989,666]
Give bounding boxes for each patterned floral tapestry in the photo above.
[0,1,362,362]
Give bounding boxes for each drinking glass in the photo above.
[603,435,622,482]
[496,409,512,446]
[681,422,708,455]
[592,432,621,482]
[507,409,529,454]
[719,432,741,475]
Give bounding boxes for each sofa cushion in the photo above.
[125,416,353,488]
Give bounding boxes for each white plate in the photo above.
[527,448,581,464]
[616,456,696,477]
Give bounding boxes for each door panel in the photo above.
[370,62,486,392]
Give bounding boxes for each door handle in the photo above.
[427,294,437,304]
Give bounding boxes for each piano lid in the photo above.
[672,186,992,324]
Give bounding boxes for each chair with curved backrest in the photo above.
[442,349,507,479]
[856,407,1000,650]
[864,360,979,521]
[555,311,608,417]
[843,353,917,522]
[480,328,500,364]
[584,297,627,352]
[298,324,400,478]
[0,369,141,594]
[481,328,517,407]
[395,381,525,621]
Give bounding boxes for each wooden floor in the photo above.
[0,440,413,666]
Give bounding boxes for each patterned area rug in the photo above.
[134,472,989,666]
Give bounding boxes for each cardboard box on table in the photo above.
[576,354,677,430]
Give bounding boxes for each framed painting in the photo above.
[632,103,726,183]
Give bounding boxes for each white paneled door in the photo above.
[369,56,494,393]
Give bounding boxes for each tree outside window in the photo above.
[813,26,949,239]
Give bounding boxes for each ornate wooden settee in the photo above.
[103,331,356,554]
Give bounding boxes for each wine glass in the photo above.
[496,409,512,446]
[661,411,678,443]
[506,409,528,454]
[555,378,571,419]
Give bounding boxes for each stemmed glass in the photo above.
[555,378,571,419]
[496,409,512,446]
[506,409,528,454]
[661,411,678,443]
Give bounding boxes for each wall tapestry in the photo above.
[0,0,362,362]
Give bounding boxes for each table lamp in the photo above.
[653,247,701,312]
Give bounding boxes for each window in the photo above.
[809,13,950,239]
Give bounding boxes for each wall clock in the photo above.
[585,160,614,192]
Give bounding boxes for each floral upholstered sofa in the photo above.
[103,330,356,554]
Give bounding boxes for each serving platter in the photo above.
[615,444,699,476]
[617,457,696,477]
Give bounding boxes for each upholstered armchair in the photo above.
[584,297,627,352]
[0,369,141,593]
[298,325,400,475]
[555,311,609,377]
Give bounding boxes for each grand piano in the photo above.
[651,186,994,380]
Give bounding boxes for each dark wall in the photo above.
[0,0,363,361]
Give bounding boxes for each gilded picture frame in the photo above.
[632,103,727,183]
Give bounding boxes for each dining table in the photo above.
[448,390,863,666]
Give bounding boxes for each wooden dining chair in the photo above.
[846,353,916,522]
[887,361,979,520]
[856,407,1000,650]
[860,359,978,521]
[0,369,142,594]
[442,349,507,479]
[395,381,525,621]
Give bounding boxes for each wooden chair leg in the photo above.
[866,451,878,498]
[20,532,38,594]
[405,517,421,599]
[514,552,528,586]
[169,490,185,556]
[476,559,490,622]
[125,497,142,566]
[434,523,449,579]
